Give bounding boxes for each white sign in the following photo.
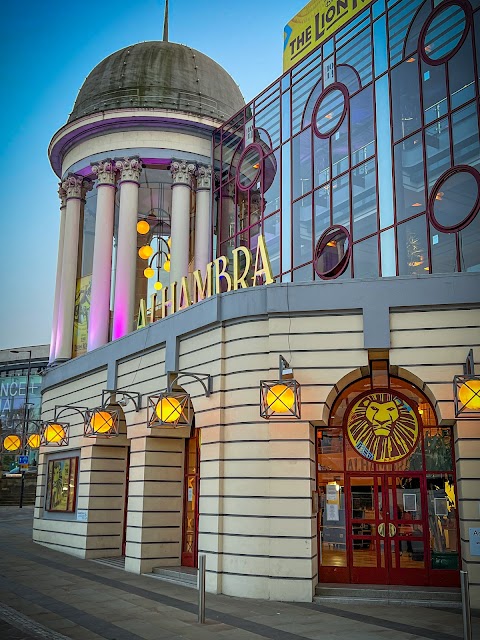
[188,487,193,502]
[76,510,88,522]
[326,483,340,521]
[323,57,335,86]
[470,528,480,556]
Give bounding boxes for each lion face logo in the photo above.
[347,392,420,463]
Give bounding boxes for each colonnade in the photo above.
[50,156,212,362]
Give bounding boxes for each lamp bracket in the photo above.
[464,349,475,375]
[279,355,293,380]
[53,405,89,422]
[101,389,141,411]
[167,370,212,397]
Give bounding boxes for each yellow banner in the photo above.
[283,0,374,72]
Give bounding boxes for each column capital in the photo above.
[171,160,196,187]
[62,174,93,201]
[115,157,142,184]
[58,183,67,208]
[196,165,212,191]
[91,159,118,187]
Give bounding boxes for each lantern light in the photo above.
[3,434,21,452]
[154,281,163,291]
[260,356,301,419]
[84,408,119,438]
[144,267,155,278]
[453,349,480,419]
[163,260,171,273]
[148,371,212,429]
[137,220,150,235]
[41,422,69,446]
[27,433,41,449]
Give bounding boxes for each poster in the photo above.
[46,457,78,512]
[72,275,91,357]
[326,483,340,521]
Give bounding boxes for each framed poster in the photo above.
[45,457,79,512]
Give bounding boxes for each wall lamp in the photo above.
[260,356,301,419]
[148,371,212,429]
[1,421,42,452]
[453,349,480,419]
[41,390,142,444]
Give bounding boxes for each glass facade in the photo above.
[213,0,480,282]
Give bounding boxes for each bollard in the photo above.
[460,570,472,640]
[198,553,206,624]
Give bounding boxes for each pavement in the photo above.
[0,506,478,640]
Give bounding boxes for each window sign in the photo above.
[245,118,254,146]
[326,482,340,521]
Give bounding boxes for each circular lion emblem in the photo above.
[346,391,420,463]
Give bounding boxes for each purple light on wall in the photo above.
[112,296,127,340]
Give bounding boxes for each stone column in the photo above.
[112,157,142,340]
[49,184,67,363]
[170,161,196,288]
[194,165,212,272]
[55,174,92,361]
[87,160,118,351]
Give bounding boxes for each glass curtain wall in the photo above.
[212,0,480,282]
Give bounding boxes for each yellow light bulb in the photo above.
[44,424,66,444]
[163,260,170,273]
[3,434,21,451]
[154,281,163,291]
[138,245,154,260]
[156,397,183,423]
[167,237,172,248]
[137,220,150,235]
[266,384,295,413]
[90,411,114,434]
[144,267,154,278]
[27,434,41,449]
[459,380,480,411]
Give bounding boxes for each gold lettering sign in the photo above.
[346,391,420,463]
[283,0,374,72]
[138,235,274,326]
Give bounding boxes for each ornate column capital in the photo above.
[115,157,142,184]
[62,174,93,201]
[196,165,212,191]
[58,183,67,208]
[91,159,118,187]
[171,160,196,187]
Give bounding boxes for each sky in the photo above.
[0,0,308,350]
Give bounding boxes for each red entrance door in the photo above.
[181,432,200,567]
[348,474,428,585]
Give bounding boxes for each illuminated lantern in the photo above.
[154,281,163,291]
[155,397,183,423]
[44,424,66,443]
[163,260,171,273]
[458,379,480,411]
[144,267,154,278]
[3,434,21,451]
[27,434,41,449]
[90,411,114,434]
[266,384,295,413]
[138,245,153,260]
[137,220,150,234]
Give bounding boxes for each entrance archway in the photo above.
[317,363,460,587]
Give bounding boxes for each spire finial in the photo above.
[163,0,169,42]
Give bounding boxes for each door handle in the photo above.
[378,523,386,537]
[388,523,397,537]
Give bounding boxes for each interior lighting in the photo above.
[3,434,21,452]
[435,191,444,201]
[453,349,480,418]
[260,356,301,419]
[139,245,154,260]
[325,113,333,119]
[144,267,155,278]
[412,202,423,207]
[137,220,150,235]
[407,57,416,62]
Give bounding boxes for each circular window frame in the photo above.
[314,224,351,280]
[418,0,471,67]
[312,82,350,140]
[236,143,264,191]
[428,164,480,233]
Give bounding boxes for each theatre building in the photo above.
[31,0,480,604]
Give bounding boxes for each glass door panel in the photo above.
[318,473,348,582]
[427,473,459,572]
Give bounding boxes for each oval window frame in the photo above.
[312,82,350,140]
[428,165,480,233]
[418,0,471,67]
[314,224,352,280]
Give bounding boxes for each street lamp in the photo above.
[10,348,32,508]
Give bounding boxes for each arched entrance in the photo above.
[317,362,460,587]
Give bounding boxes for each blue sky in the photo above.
[0,0,307,350]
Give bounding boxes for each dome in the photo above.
[68,41,244,123]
